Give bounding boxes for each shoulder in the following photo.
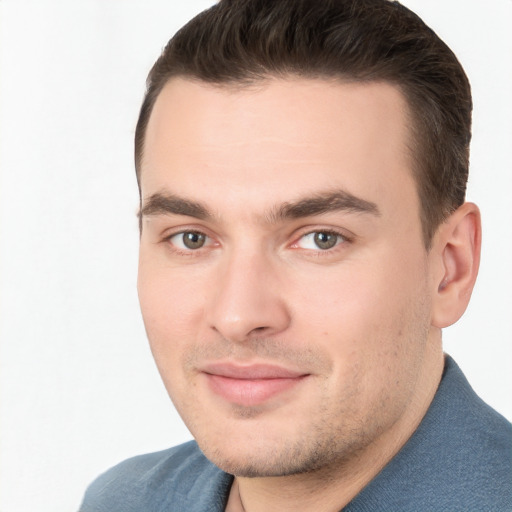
[426,356,512,508]
[79,440,232,512]
[428,355,512,474]
[346,356,512,512]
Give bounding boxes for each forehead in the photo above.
[141,77,417,219]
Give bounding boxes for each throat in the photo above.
[225,479,245,512]
[224,470,360,512]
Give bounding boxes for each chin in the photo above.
[197,433,350,478]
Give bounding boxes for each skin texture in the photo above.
[137,78,480,512]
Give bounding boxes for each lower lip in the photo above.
[205,374,306,407]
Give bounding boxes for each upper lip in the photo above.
[201,362,308,380]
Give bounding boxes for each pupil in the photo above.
[314,232,337,250]
[183,232,205,249]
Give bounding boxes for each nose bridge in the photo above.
[206,241,290,342]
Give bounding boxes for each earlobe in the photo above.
[431,202,481,328]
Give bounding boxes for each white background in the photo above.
[0,1,510,511]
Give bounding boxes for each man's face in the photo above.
[138,77,438,476]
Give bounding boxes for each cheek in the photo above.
[137,266,203,408]
[288,262,393,340]
[289,251,430,369]
[137,262,206,361]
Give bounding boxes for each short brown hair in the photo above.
[135,0,472,247]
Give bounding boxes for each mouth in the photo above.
[201,362,310,407]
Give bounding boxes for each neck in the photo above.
[226,342,444,512]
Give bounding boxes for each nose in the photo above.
[205,247,291,343]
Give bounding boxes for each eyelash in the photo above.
[291,229,350,254]
[163,230,216,257]
[162,228,352,257]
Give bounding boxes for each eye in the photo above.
[295,231,345,250]
[168,231,211,250]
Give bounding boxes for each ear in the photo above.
[430,202,481,328]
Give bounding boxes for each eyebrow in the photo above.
[267,190,380,222]
[140,193,212,220]
[139,189,380,223]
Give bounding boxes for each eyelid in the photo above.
[159,224,353,254]
[161,223,214,241]
[162,226,219,253]
[169,231,213,248]
[289,227,353,251]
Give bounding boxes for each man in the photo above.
[80,0,512,510]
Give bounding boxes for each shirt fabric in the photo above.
[80,356,512,511]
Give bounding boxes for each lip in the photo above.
[201,363,309,407]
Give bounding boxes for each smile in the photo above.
[201,363,309,407]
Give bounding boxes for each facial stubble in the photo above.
[170,319,429,480]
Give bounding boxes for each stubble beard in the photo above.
[202,414,373,479]
[191,372,389,480]
[173,294,431,480]
[178,339,353,478]
[197,361,423,481]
